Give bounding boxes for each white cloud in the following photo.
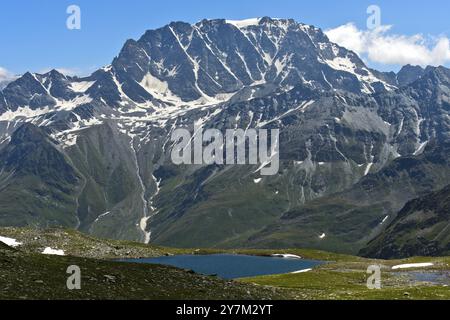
[325,23,450,67]
[0,66,96,90]
[38,67,81,76]
[55,68,80,76]
[38,66,98,77]
[0,67,17,88]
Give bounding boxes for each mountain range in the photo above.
[0,17,449,257]
[361,184,450,258]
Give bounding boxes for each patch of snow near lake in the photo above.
[271,254,302,259]
[254,178,262,184]
[392,263,434,270]
[291,268,312,274]
[42,247,65,256]
[0,236,22,247]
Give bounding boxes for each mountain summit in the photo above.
[1,18,392,119]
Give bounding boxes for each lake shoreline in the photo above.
[117,253,325,280]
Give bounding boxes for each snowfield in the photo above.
[391,263,434,270]
[0,236,22,247]
[42,247,65,256]
[291,268,312,274]
[271,253,302,259]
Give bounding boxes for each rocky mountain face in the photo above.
[0,123,81,228]
[396,65,426,86]
[245,141,450,253]
[0,17,448,256]
[361,184,450,259]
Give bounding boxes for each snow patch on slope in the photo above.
[0,236,22,247]
[271,253,302,259]
[140,72,180,104]
[392,263,434,270]
[42,247,65,256]
[70,81,96,93]
[291,268,312,274]
[324,55,393,93]
[0,106,52,121]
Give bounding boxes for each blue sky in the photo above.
[0,0,449,76]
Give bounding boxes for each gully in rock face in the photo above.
[171,123,280,176]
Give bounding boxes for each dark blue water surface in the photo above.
[119,254,323,279]
[406,272,450,285]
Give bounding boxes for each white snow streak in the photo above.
[392,263,434,270]
[42,247,65,256]
[0,236,22,247]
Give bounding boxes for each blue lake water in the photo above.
[406,271,450,285]
[119,254,324,279]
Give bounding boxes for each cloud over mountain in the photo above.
[0,67,17,88]
[326,23,450,67]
